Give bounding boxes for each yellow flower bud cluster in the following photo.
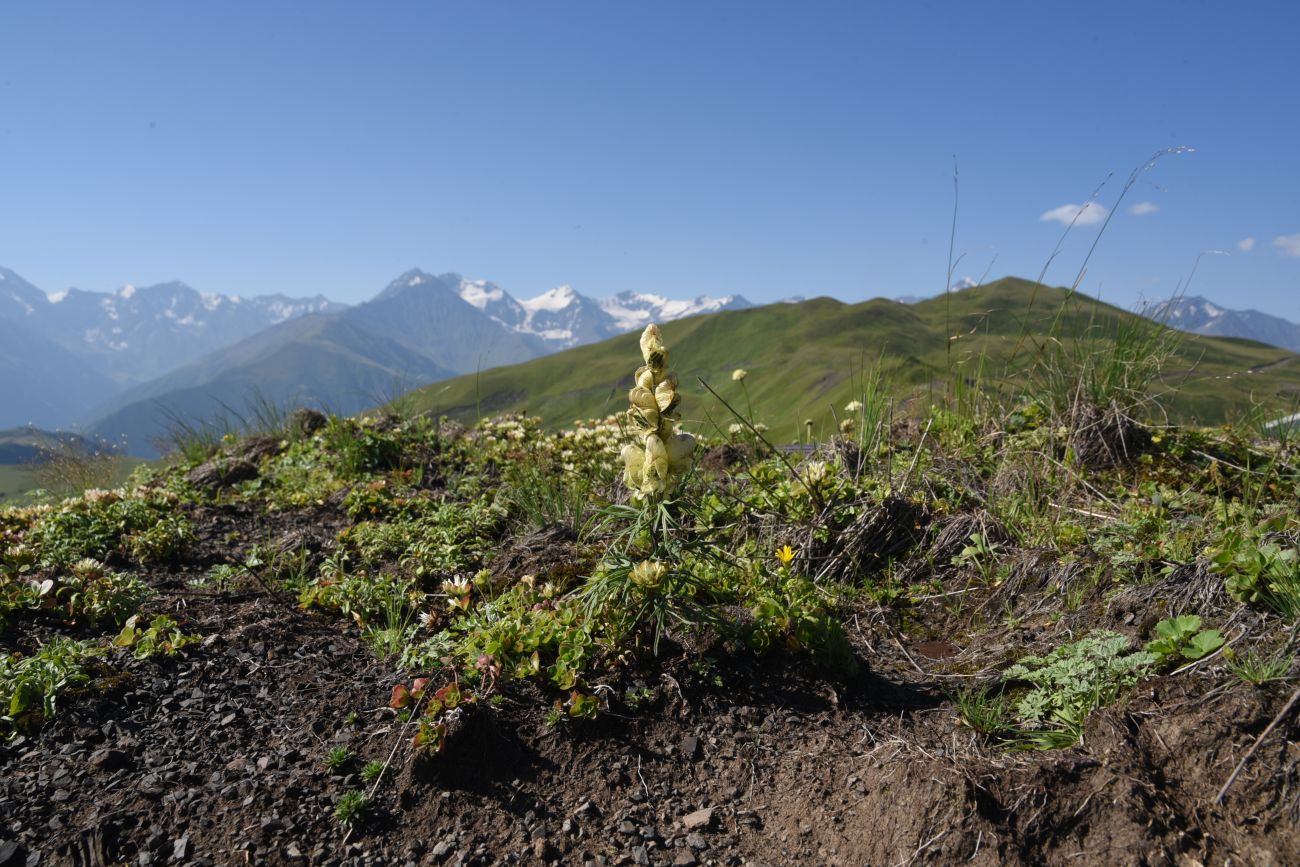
[620,324,695,499]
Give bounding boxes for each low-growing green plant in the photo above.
[325,746,351,771]
[952,684,1011,736]
[24,489,190,568]
[360,759,384,784]
[333,790,368,827]
[953,532,1003,585]
[8,559,153,627]
[1226,649,1293,686]
[1003,631,1155,749]
[1210,531,1300,620]
[389,678,477,753]
[1,637,103,737]
[113,614,201,659]
[1144,615,1224,666]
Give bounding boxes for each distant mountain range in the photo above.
[1144,295,1300,353]
[0,267,342,429]
[8,259,1296,456]
[1,264,748,450]
[72,269,751,455]
[0,267,343,386]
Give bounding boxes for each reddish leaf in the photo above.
[389,683,411,709]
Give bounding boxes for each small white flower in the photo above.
[731,368,748,382]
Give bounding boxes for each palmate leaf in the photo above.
[1184,629,1224,660]
[1154,614,1201,641]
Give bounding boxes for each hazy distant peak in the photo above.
[1143,294,1300,353]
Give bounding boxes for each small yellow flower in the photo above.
[731,368,748,382]
[775,545,796,567]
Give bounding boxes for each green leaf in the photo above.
[1184,630,1225,660]
[1154,615,1200,641]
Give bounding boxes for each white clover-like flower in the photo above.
[630,560,668,589]
[732,368,748,382]
[803,460,829,486]
[845,400,864,413]
[729,423,744,435]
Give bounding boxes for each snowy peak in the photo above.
[517,285,612,346]
[445,273,527,330]
[449,274,751,349]
[598,291,752,332]
[1143,295,1300,353]
[375,268,444,300]
[522,284,582,314]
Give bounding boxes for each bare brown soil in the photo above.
[3,498,1299,867]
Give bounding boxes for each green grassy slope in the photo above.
[394,278,1300,437]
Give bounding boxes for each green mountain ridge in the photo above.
[394,278,1300,436]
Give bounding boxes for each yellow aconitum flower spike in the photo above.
[775,545,796,566]
[622,323,694,499]
[640,324,667,370]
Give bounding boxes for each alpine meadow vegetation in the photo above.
[3,309,1300,863]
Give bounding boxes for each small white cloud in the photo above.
[1237,237,1256,252]
[1128,201,1159,216]
[1273,234,1300,258]
[1040,201,1109,227]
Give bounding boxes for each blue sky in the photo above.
[2,1,1298,315]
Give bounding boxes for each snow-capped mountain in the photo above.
[598,291,752,332]
[0,266,346,385]
[446,272,752,348]
[1142,295,1300,353]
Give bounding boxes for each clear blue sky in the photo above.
[2,1,1298,315]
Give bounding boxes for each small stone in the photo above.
[89,749,132,773]
[618,821,638,836]
[685,833,707,850]
[673,851,698,867]
[285,842,303,859]
[681,808,714,831]
[630,846,650,866]
[678,735,700,760]
[431,840,453,861]
[172,837,190,861]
